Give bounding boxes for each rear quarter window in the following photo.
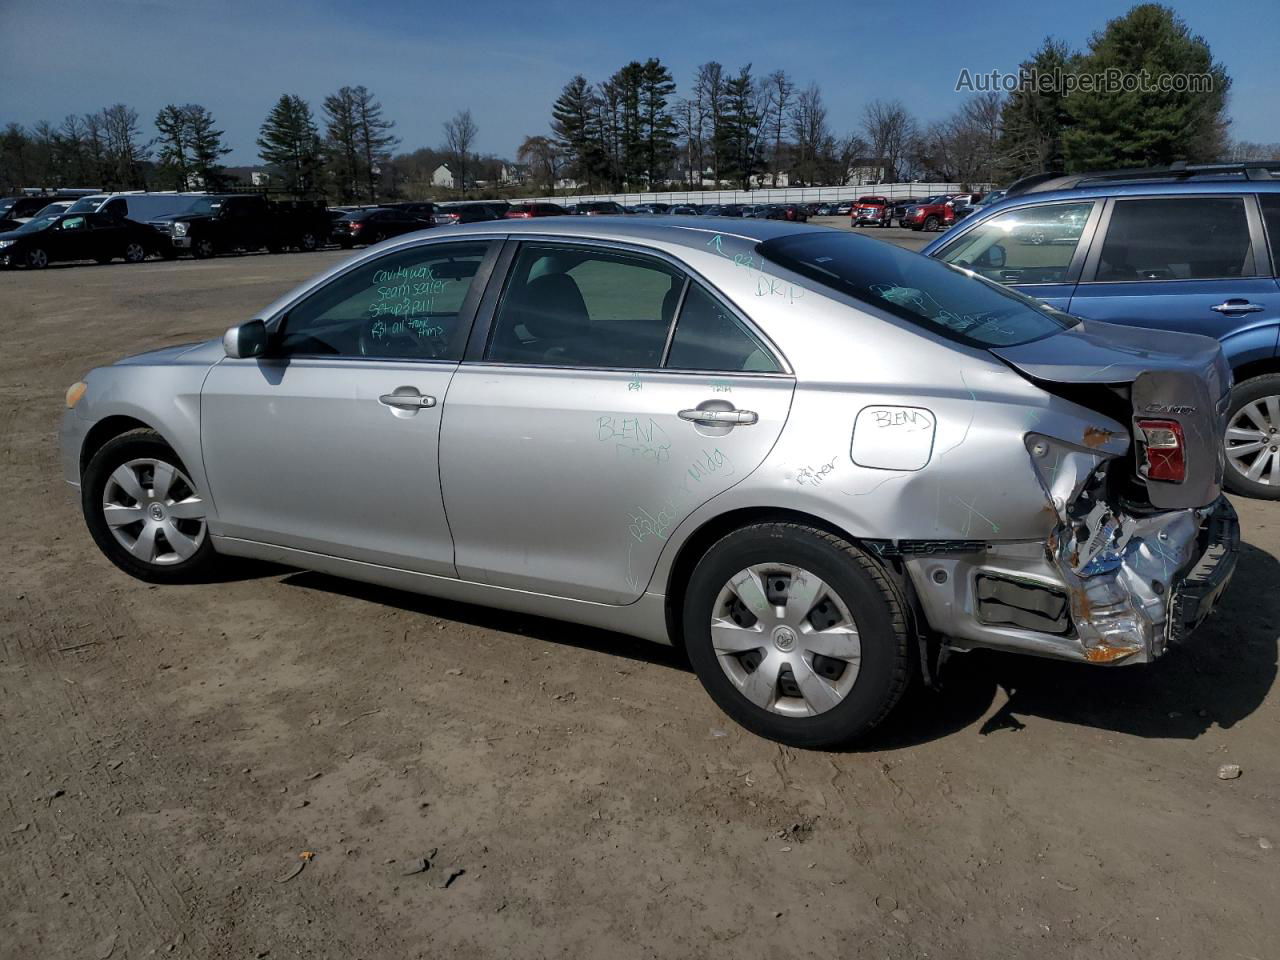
[758,232,1075,348]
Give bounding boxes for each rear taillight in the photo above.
[1136,418,1186,483]
[350,221,363,232]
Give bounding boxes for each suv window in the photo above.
[666,284,780,373]
[1095,197,1254,282]
[1253,194,1280,276]
[276,241,492,360]
[760,232,1074,347]
[936,201,1095,284]
[486,244,682,368]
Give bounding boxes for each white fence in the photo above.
[512,182,989,207]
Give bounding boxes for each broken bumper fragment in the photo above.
[903,496,1238,666]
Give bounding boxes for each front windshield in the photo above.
[9,215,61,235]
[66,196,104,214]
[0,198,16,217]
[186,197,223,215]
[758,232,1075,348]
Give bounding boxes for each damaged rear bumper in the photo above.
[902,496,1239,665]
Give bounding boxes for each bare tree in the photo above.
[861,99,917,182]
[764,70,794,186]
[692,62,725,185]
[443,108,478,192]
[517,134,560,195]
[787,83,828,185]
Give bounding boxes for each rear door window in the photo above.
[1256,194,1280,276]
[486,244,681,368]
[760,232,1074,347]
[1093,197,1254,281]
[665,284,780,373]
[935,201,1096,285]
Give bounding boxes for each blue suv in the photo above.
[923,163,1280,499]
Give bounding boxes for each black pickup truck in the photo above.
[151,194,332,259]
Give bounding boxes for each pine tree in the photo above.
[323,87,361,202]
[997,38,1075,180]
[639,58,677,187]
[1063,4,1230,170]
[154,104,191,189]
[552,75,604,189]
[257,94,323,196]
[350,86,398,202]
[185,105,231,190]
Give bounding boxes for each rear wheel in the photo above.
[1224,374,1280,499]
[123,241,147,263]
[298,230,319,252]
[26,247,49,269]
[82,430,217,583]
[682,523,912,748]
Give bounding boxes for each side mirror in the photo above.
[223,319,268,359]
[984,244,1007,269]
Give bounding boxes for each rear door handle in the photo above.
[379,393,436,409]
[1211,300,1263,314]
[678,408,758,425]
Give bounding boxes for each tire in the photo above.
[123,241,147,263]
[81,429,217,584]
[1223,374,1280,499]
[26,247,49,269]
[924,215,939,232]
[298,230,319,252]
[682,522,912,748]
[191,237,215,259]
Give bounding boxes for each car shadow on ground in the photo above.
[276,541,1277,751]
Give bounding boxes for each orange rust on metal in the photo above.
[1084,644,1142,663]
[1070,585,1092,619]
[1083,426,1118,449]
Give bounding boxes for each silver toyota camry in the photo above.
[61,217,1239,747]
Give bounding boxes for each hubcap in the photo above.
[102,458,207,565]
[126,243,145,261]
[710,563,861,718]
[1226,395,1280,486]
[29,249,47,267]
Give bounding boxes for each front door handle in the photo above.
[1211,300,1263,314]
[678,407,758,425]
[379,392,437,409]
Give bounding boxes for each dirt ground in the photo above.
[1,244,1277,960]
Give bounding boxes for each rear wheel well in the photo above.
[663,507,871,649]
[1231,358,1280,388]
[78,415,153,478]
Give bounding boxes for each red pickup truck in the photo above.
[900,195,957,232]
[850,195,892,227]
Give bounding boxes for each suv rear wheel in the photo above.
[682,523,912,748]
[1224,374,1280,499]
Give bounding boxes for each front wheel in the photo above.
[682,523,912,748]
[123,241,147,263]
[298,230,319,252]
[924,215,939,232]
[26,247,49,269]
[82,429,217,583]
[191,237,215,259]
[1224,374,1280,499]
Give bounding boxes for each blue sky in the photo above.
[0,0,1273,165]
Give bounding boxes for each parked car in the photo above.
[330,207,430,248]
[834,200,854,216]
[65,192,206,224]
[0,195,70,222]
[569,201,627,216]
[630,203,670,215]
[925,161,1280,499]
[435,202,504,225]
[149,194,334,258]
[851,196,893,227]
[741,204,772,218]
[31,200,76,220]
[385,201,442,225]
[0,211,166,268]
[901,196,956,232]
[889,197,923,226]
[704,204,746,217]
[949,193,987,220]
[59,218,1239,747]
[669,204,701,216]
[765,203,808,222]
[505,202,568,219]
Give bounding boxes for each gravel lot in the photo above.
[2,235,1277,960]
